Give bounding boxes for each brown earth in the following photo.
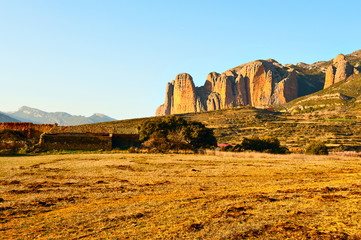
[1,153,361,239]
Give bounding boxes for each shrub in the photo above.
[240,137,289,154]
[220,145,233,151]
[138,116,217,150]
[141,137,170,153]
[0,129,27,141]
[128,147,138,153]
[305,141,328,155]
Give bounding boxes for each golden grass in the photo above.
[1,152,361,239]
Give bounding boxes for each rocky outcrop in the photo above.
[157,73,198,115]
[272,70,298,104]
[324,54,354,89]
[156,82,174,116]
[173,73,197,114]
[156,60,299,116]
[157,50,361,116]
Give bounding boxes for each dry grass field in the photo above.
[1,152,361,239]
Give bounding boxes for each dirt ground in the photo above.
[1,152,361,239]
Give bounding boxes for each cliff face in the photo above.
[157,50,361,116]
[324,54,354,89]
[156,73,197,115]
[156,59,298,116]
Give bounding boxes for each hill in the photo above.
[280,73,361,115]
[53,105,361,151]
[0,112,19,123]
[6,106,117,126]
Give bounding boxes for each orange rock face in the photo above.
[239,62,273,106]
[156,82,174,116]
[324,54,354,89]
[156,60,299,116]
[172,73,197,114]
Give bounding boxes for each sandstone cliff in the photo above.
[324,54,354,89]
[157,60,299,116]
[157,50,361,116]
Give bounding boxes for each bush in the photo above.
[0,129,27,141]
[138,116,217,151]
[128,147,138,153]
[220,145,233,152]
[240,137,289,154]
[141,137,171,153]
[305,141,328,155]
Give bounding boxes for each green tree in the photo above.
[240,137,288,154]
[138,116,217,151]
[305,141,328,155]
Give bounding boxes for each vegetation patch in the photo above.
[325,119,357,122]
[226,137,289,154]
[138,116,217,152]
[305,141,329,155]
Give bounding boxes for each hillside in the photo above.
[55,106,361,151]
[280,73,361,115]
[50,117,144,134]
[0,112,19,123]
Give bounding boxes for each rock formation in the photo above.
[156,60,298,116]
[324,54,354,89]
[157,50,361,116]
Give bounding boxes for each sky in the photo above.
[1,0,361,120]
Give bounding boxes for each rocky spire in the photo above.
[324,54,354,89]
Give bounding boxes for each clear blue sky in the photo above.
[1,0,360,120]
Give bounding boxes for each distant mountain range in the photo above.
[2,106,116,126]
[0,112,20,123]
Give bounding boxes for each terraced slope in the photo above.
[280,74,361,114]
[54,106,361,151]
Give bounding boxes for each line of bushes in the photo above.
[221,137,289,154]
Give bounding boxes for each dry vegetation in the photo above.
[1,152,361,239]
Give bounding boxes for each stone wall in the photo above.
[39,133,140,151]
[40,133,112,151]
[112,134,139,148]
